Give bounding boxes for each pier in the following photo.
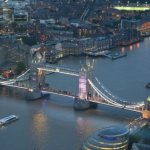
[84,50,127,60]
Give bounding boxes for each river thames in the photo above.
[0,38,150,150]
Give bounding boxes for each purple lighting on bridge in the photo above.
[79,71,87,100]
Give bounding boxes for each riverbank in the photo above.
[45,36,146,63]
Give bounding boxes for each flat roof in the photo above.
[98,126,129,139]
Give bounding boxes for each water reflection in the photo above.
[0,87,20,98]
[136,43,140,49]
[121,47,125,53]
[31,110,49,149]
[76,116,93,140]
[1,87,8,96]
[129,45,133,51]
[32,112,48,135]
[77,117,91,135]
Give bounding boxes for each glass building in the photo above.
[82,125,129,150]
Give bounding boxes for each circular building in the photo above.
[82,125,129,150]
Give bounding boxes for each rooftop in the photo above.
[98,125,129,140]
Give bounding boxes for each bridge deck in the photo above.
[0,66,144,114]
[41,87,76,98]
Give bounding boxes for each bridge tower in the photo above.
[86,58,98,108]
[74,58,97,110]
[78,67,87,100]
[25,68,43,100]
[25,45,48,100]
[37,68,50,97]
[142,97,150,120]
[74,67,92,110]
[85,58,97,98]
[37,68,46,89]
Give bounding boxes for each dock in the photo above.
[111,52,127,60]
[84,50,127,60]
[84,50,111,57]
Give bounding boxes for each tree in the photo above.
[22,37,37,46]
[15,61,26,75]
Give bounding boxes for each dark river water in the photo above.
[0,38,150,150]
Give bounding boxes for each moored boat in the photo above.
[145,83,150,89]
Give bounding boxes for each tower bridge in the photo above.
[0,64,149,120]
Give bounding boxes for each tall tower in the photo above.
[74,67,92,110]
[74,58,97,110]
[79,67,87,100]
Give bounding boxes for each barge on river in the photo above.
[0,115,19,126]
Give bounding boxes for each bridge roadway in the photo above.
[41,87,76,98]
[0,66,145,113]
[0,81,144,113]
[2,81,143,113]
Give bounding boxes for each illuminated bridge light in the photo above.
[82,126,129,150]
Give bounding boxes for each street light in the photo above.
[145,1,148,6]
[137,1,139,7]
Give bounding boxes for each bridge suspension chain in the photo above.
[94,76,144,107]
[88,79,144,112]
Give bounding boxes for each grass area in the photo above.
[114,6,150,11]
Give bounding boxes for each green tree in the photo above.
[22,37,37,46]
[15,61,26,75]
